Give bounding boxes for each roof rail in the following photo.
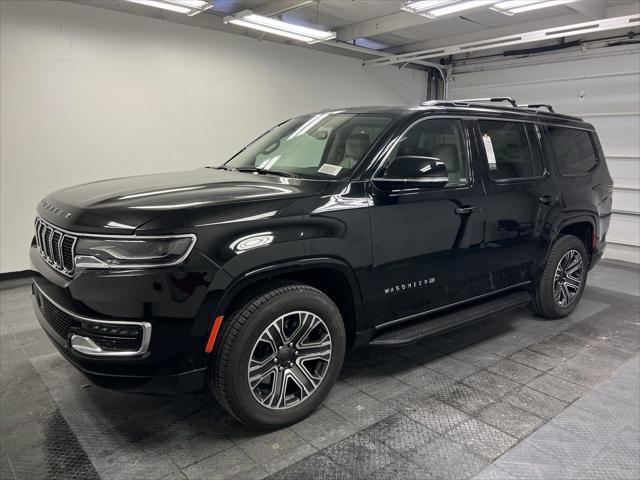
[518,103,555,113]
[421,98,568,116]
[448,97,519,107]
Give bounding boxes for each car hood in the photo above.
[36,168,330,234]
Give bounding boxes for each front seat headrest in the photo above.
[432,144,459,173]
[345,133,371,160]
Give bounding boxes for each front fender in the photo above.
[208,255,366,330]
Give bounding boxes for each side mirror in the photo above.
[372,155,449,191]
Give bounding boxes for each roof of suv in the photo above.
[326,102,593,129]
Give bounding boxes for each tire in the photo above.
[530,234,589,319]
[210,283,346,429]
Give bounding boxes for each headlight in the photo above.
[74,235,196,269]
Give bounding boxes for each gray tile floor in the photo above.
[1,261,638,480]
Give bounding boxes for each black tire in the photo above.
[530,234,589,319]
[210,283,346,429]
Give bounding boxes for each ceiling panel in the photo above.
[209,0,272,15]
[372,17,491,44]
[457,4,584,27]
[276,0,405,30]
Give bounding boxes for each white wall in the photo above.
[450,48,640,264]
[0,0,427,273]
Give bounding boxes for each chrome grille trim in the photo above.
[33,281,152,357]
[34,217,77,276]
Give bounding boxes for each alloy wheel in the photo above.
[553,249,584,307]
[247,311,332,410]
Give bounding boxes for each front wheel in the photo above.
[210,283,346,429]
[530,234,588,319]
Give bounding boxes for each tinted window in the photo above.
[386,118,469,187]
[547,126,597,176]
[479,120,543,180]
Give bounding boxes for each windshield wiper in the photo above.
[235,167,300,178]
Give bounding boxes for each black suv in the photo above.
[31,98,612,428]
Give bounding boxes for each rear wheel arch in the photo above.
[557,220,595,258]
[538,216,596,277]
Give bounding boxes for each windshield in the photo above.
[224,112,397,179]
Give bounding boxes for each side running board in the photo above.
[369,291,531,347]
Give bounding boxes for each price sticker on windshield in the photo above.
[318,164,342,176]
[482,134,497,170]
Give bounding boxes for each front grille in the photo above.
[34,288,79,339]
[34,217,77,276]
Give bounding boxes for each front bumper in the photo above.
[30,245,224,394]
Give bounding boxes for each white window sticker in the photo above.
[318,163,342,176]
[482,134,498,170]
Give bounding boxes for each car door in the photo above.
[474,118,558,291]
[369,117,487,326]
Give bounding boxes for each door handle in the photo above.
[455,205,481,215]
[538,195,553,205]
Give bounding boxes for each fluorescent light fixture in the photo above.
[123,0,212,16]
[224,10,336,44]
[403,0,495,17]
[492,0,579,15]
[402,1,456,13]
[428,0,495,16]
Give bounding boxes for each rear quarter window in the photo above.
[547,126,598,176]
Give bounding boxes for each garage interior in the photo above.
[1,1,639,479]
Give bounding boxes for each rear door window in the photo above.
[547,126,598,176]
[478,120,544,181]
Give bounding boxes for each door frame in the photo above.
[366,115,489,328]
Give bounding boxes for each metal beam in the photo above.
[321,40,447,73]
[364,14,640,67]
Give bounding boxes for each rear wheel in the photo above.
[210,283,345,428]
[530,235,588,319]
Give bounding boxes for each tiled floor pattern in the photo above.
[483,357,640,480]
[1,261,638,479]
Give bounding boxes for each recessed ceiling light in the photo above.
[224,10,336,44]
[492,0,580,16]
[123,0,212,16]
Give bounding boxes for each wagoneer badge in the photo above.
[40,199,72,219]
[384,277,435,295]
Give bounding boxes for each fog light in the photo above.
[76,321,145,354]
[82,322,141,337]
